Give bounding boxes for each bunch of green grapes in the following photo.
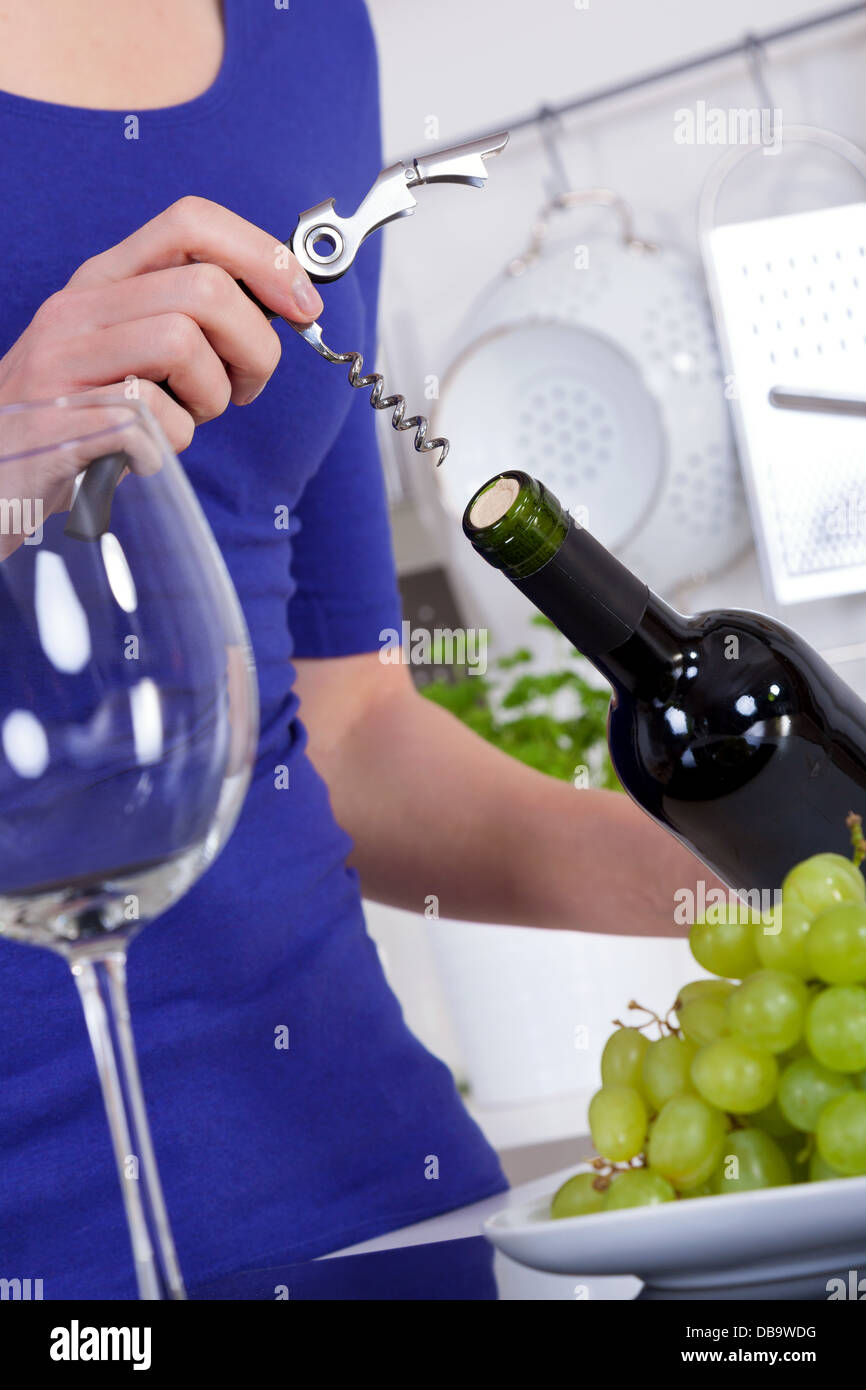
[552,835,866,1220]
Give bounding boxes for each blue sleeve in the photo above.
[287,10,402,660]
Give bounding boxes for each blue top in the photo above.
[0,0,505,1298]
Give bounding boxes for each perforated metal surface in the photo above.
[436,320,665,556]
[518,377,622,487]
[435,233,749,595]
[704,200,866,603]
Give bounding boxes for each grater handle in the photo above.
[698,124,866,239]
[769,385,866,418]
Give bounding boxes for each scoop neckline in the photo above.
[0,0,244,127]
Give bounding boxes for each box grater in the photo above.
[703,197,866,605]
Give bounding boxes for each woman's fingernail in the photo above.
[292,276,324,319]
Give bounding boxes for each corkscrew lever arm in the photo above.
[288,132,509,283]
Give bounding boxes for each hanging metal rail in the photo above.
[395,2,866,163]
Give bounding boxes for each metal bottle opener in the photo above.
[249,130,509,467]
[67,131,508,540]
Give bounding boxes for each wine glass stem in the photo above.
[71,951,186,1300]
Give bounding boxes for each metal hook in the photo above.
[536,104,573,202]
[743,31,779,142]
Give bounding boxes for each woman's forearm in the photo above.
[304,670,719,938]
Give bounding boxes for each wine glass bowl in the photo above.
[0,395,259,1296]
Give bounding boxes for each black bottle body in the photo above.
[602,599,866,892]
[464,471,866,894]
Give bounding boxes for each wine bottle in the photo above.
[463,470,866,893]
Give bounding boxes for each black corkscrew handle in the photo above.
[64,450,131,542]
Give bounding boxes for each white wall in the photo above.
[370,0,849,152]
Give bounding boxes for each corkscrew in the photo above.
[290,321,450,463]
[261,129,510,467]
[67,131,509,540]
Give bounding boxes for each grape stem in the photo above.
[664,1003,683,1037]
[613,1000,679,1038]
[846,811,865,868]
[589,1153,648,1189]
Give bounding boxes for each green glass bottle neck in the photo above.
[462,472,569,580]
[463,471,653,665]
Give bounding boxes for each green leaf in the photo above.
[419,631,619,789]
[497,647,533,669]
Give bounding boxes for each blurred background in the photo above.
[359,0,866,1177]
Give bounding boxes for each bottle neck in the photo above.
[590,592,691,695]
[515,543,687,695]
[463,472,689,692]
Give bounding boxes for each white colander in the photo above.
[434,190,751,596]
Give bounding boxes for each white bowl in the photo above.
[484,1170,866,1291]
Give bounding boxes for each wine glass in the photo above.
[0,395,259,1299]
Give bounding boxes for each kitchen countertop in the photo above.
[188,1164,842,1299]
[325,1163,641,1301]
[187,1165,637,1301]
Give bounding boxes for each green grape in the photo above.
[689,910,761,979]
[679,996,730,1047]
[676,979,735,1008]
[805,986,866,1072]
[647,1094,726,1190]
[550,1171,607,1219]
[711,1128,791,1194]
[755,900,813,979]
[777,1056,855,1132]
[726,970,808,1054]
[602,1169,676,1211]
[745,1096,796,1139]
[783,853,865,916]
[779,1035,811,1064]
[601,1027,650,1091]
[691,1037,778,1113]
[816,1092,866,1175]
[640,1035,697,1111]
[679,1179,714,1198]
[778,1132,811,1183]
[809,1148,848,1182]
[675,979,735,1048]
[806,903,866,985]
[588,1086,647,1161]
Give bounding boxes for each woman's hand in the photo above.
[0,195,324,454]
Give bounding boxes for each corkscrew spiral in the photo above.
[292,321,449,466]
[339,348,449,466]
